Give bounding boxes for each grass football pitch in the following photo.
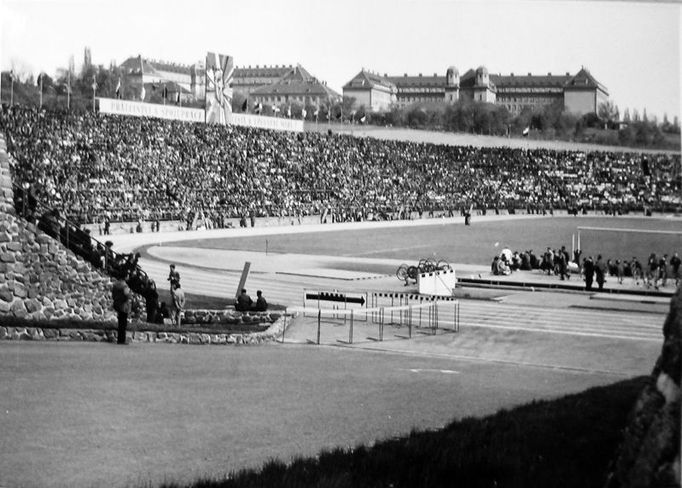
[174,216,682,267]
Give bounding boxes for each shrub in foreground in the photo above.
[160,376,648,488]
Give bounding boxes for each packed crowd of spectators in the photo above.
[1,106,680,227]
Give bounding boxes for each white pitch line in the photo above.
[404,368,460,375]
[347,244,433,257]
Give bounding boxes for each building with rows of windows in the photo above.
[248,64,341,109]
[119,56,340,108]
[343,66,608,116]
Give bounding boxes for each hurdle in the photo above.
[287,299,447,345]
[369,291,459,333]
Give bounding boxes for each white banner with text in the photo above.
[232,113,303,132]
[98,98,205,123]
[98,98,303,132]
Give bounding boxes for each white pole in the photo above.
[572,233,575,257]
[577,230,581,251]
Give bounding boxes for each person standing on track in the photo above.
[671,252,681,287]
[171,283,186,326]
[112,270,132,345]
[646,253,659,290]
[595,254,607,290]
[583,256,595,291]
[168,264,180,292]
[631,256,643,285]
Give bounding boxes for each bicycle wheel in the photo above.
[424,258,438,272]
[407,266,419,281]
[396,264,408,281]
[437,260,451,271]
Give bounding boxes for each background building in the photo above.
[342,70,397,112]
[232,65,294,96]
[119,55,201,102]
[343,66,608,116]
[249,64,341,109]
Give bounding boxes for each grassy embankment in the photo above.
[160,376,647,488]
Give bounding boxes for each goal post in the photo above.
[576,226,682,263]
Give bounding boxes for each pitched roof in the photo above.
[343,70,396,91]
[564,67,608,94]
[234,65,293,80]
[458,69,496,90]
[252,65,341,98]
[385,74,445,88]
[120,56,195,76]
[491,73,572,88]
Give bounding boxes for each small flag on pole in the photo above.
[301,108,307,119]
[91,75,97,92]
[522,126,530,137]
[115,78,121,98]
[140,85,146,101]
[359,114,366,124]
[313,106,319,117]
[287,105,291,118]
[241,99,248,112]
[8,70,14,82]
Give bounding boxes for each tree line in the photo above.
[360,98,680,150]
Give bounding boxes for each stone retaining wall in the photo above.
[182,309,281,325]
[0,314,287,345]
[0,136,118,322]
[605,287,681,487]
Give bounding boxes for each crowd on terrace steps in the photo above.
[1,106,680,228]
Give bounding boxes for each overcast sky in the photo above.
[1,0,680,119]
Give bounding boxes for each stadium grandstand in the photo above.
[0,106,679,230]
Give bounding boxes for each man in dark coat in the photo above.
[254,290,267,312]
[595,254,607,290]
[583,256,595,291]
[167,264,180,292]
[236,289,253,312]
[112,270,132,345]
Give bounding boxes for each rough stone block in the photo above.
[211,334,227,345]
[43,328,59,339]
[53,299,67,310]
[0,252,15,263]
[10,299,27,316]
[13,282,26,298]
[25,298,41,313]
[30,329,44,341]
[0,286,12,302]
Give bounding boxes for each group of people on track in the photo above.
[492,247,680,291]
